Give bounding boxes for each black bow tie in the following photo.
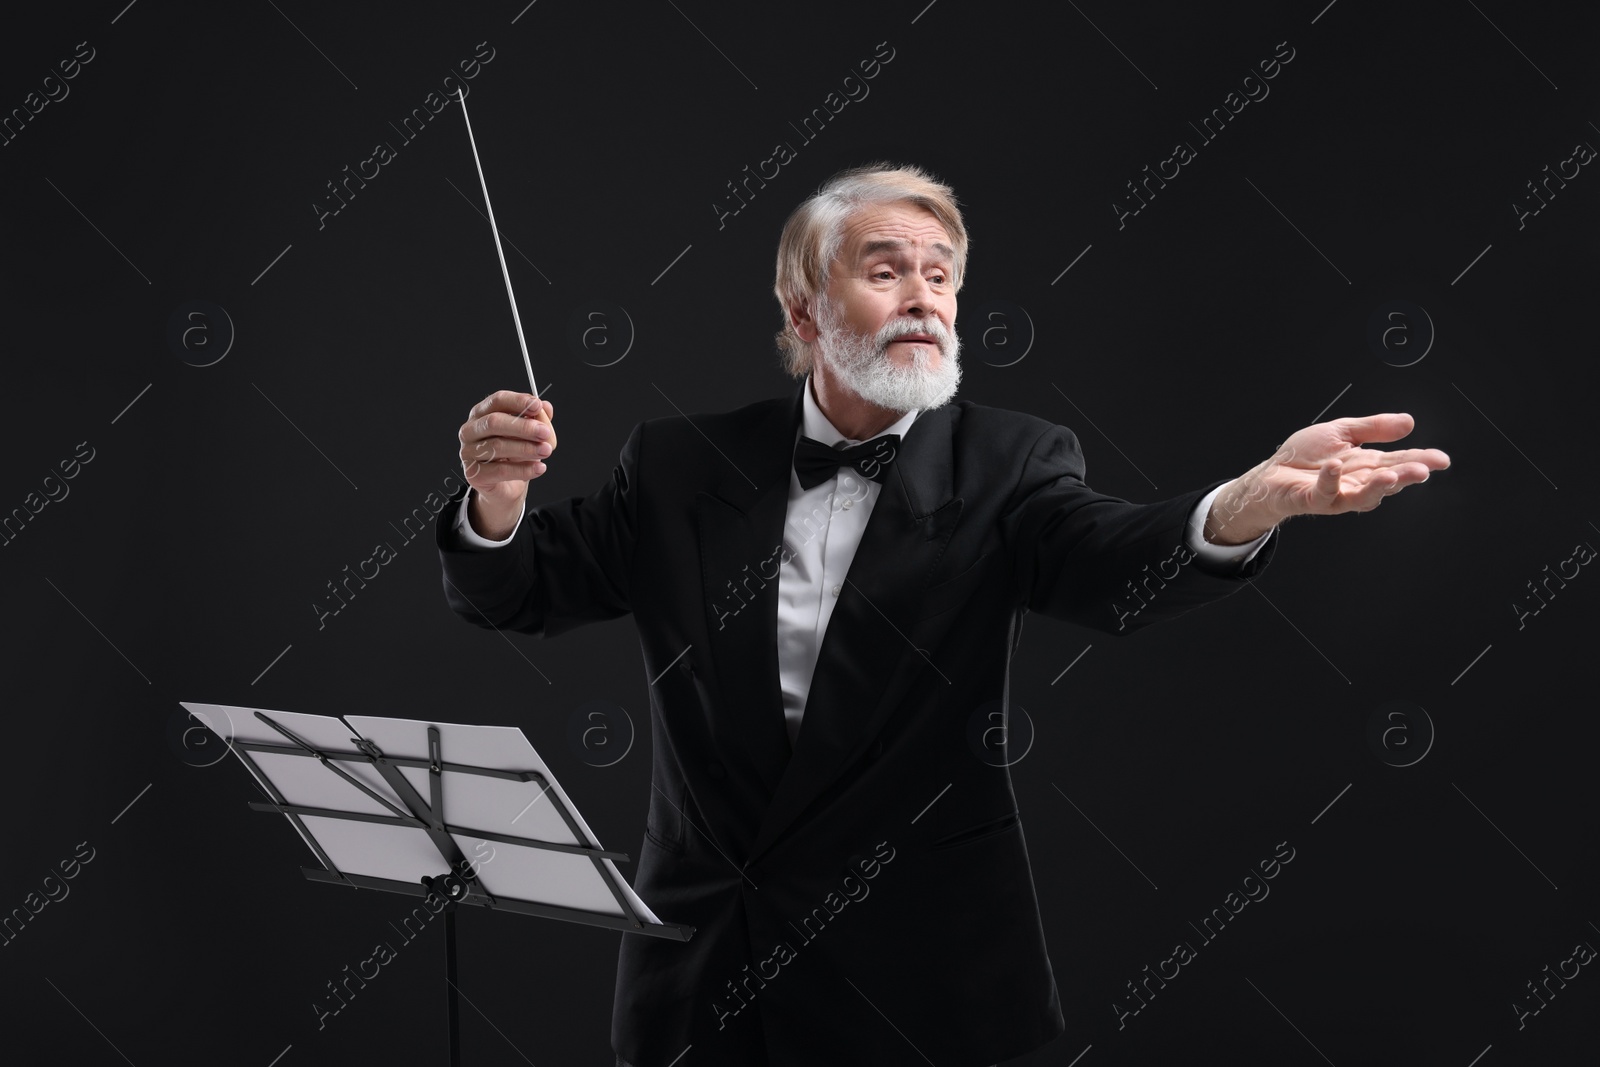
[793,434,901,490]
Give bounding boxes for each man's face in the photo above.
[808,202,963,411]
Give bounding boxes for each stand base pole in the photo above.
[446,905,461,1066]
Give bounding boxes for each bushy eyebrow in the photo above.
[858,238,955,267]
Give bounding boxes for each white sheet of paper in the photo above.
[179,702,660,925]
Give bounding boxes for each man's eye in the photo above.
[874,271,894,279]
[930,274,946,284]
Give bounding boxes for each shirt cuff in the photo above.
[1185,485,1273,566]
[454,489,523,549]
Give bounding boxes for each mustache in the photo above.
[873,318,955,352]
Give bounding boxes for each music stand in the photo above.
[179,701,692,1064]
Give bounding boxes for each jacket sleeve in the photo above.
[433,420,644,638]
[999,423,1274,635]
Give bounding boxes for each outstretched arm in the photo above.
[1002,424,1275,634]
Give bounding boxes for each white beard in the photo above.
[814,296,963,412]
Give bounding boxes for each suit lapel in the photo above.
[696,382,806,799]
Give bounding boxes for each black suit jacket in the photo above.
[435,379,1276,1066]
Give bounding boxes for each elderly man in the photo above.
[435,163,1448,1066]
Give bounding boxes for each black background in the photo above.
[2,1,1596,1063]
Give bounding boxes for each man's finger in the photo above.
[1359,469,1400,509]
[473,389,544,419]
[1386,463,1432,496]
[466,459,541,485]
[473,411,553,443]
[1349,446,1451,469]
[1315,459,1342,498]
[1338,467,1402,511]
[461,435,544,465]
[1334,412,1416,445]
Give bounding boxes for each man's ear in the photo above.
[789,298,819,344]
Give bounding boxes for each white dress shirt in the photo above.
[454,378,1271,747]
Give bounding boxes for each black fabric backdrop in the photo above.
[1,1,1595,1063]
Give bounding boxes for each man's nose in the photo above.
[898,275,937,317]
